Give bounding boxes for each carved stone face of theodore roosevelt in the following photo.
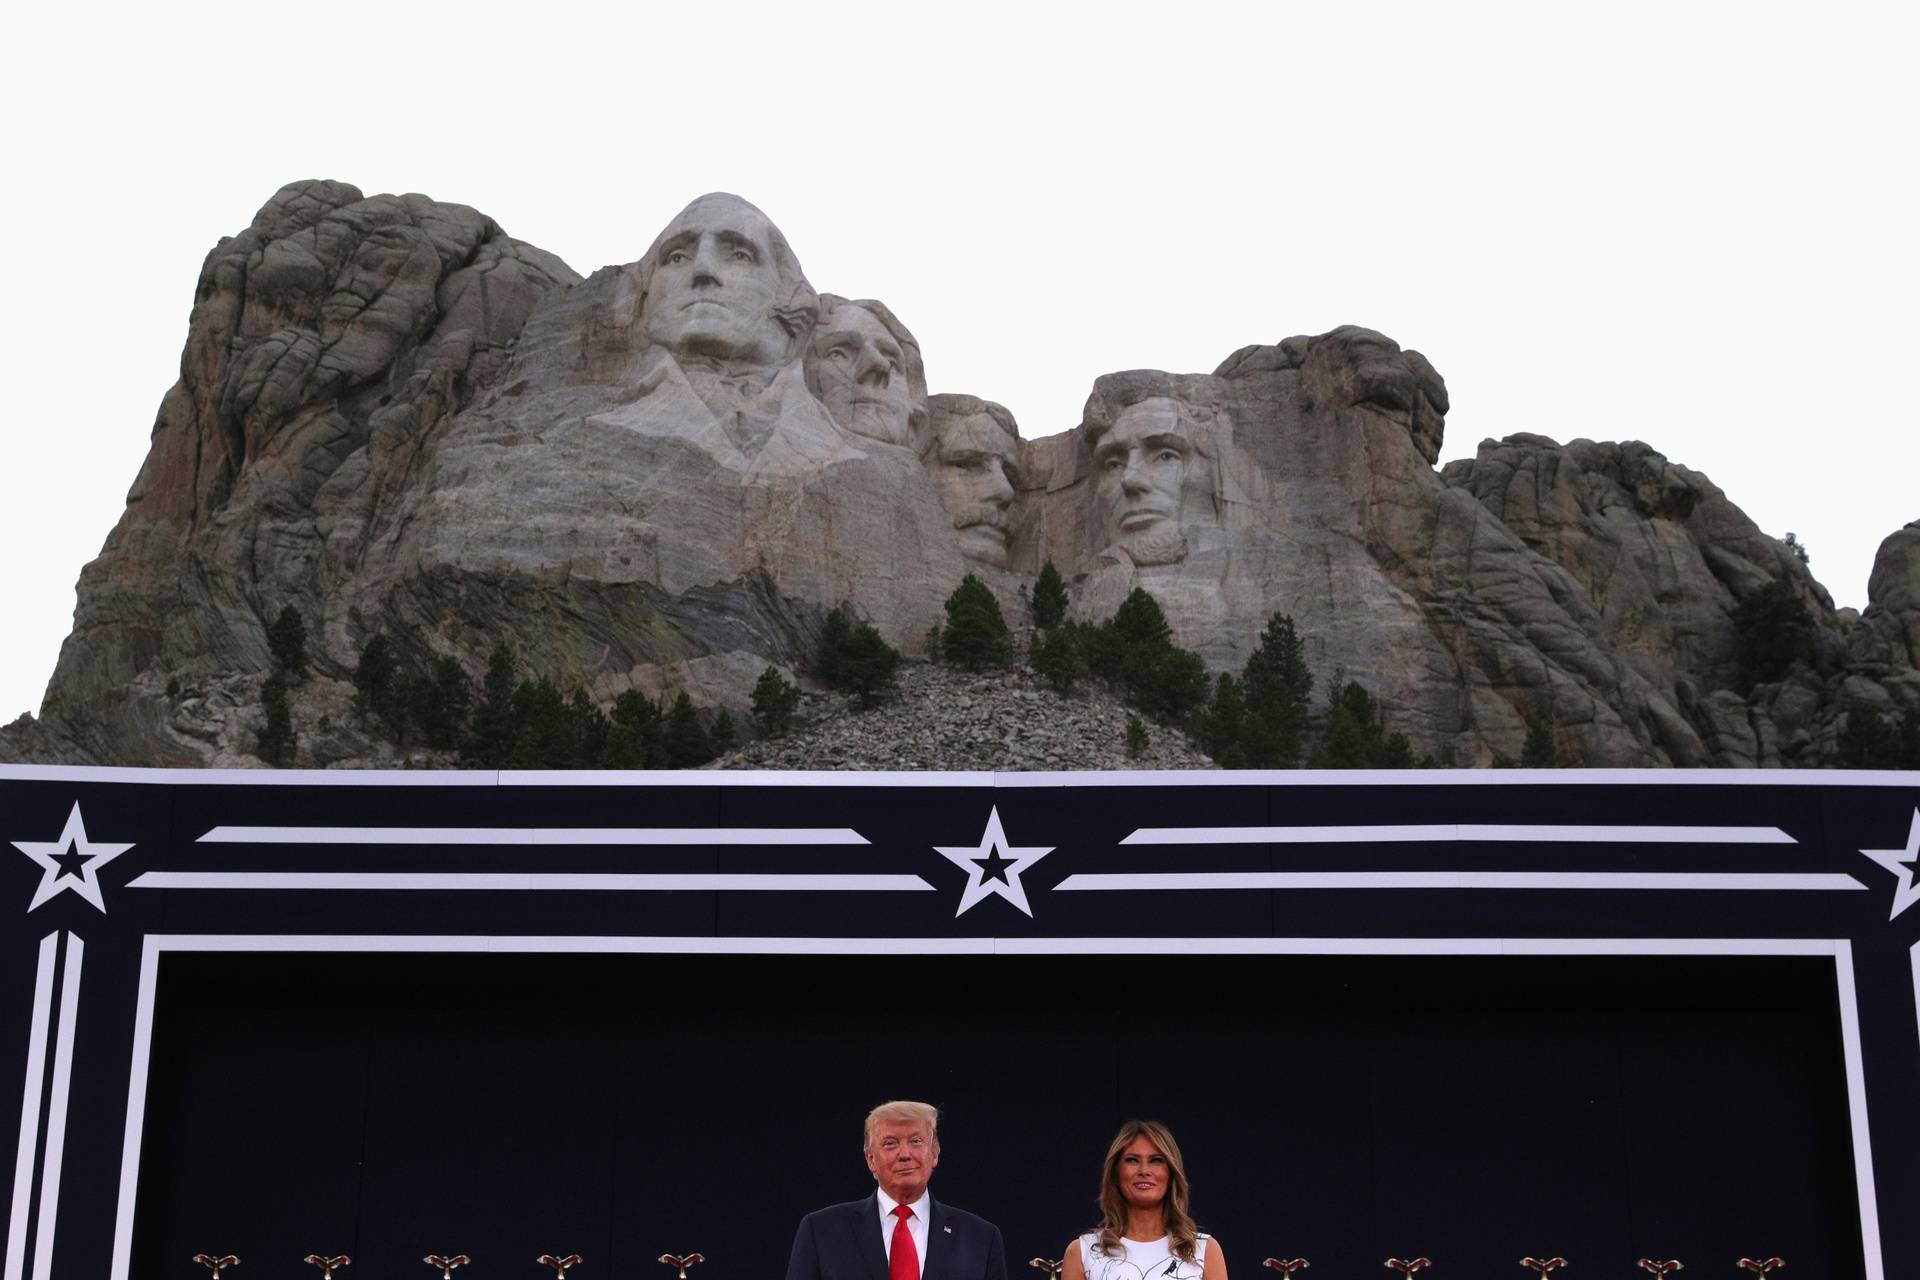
[934,409,1019,567]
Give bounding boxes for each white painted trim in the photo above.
[107,939,158,1280]
[29,936,79,1280]
[4,936,58,1280]
[146,935,1000,956]
[4,764,1917,788]
[1911,940,1920,1074]
[198,826,870,846]
[1055,872,1866,892]
[1121,824,1797,845]
[126,873,933,893]
[1835,944,1886,1280]
[993,937,1842,957]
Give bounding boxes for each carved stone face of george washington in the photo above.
[639,194,803,367]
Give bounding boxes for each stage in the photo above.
[2,766,1915,1279]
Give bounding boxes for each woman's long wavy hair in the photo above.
[1093,1120,1200,1264]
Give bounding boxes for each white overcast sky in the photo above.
[2,2,1914,723]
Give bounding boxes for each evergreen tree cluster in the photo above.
[1307,680,1418,768]
[1731,579,1815,690]
[814,605,900,707]
[938,576,1016,671]
[349,637,732,769]
[1192,613,1317,767]
[255,604,309,767]
[1837,701,1920,770]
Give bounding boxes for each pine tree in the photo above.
[506,678,571,768]
[257,674,295,767]
[1520,717,1559,767]
[1125,715,1150,759]
[1309,681,1414,769]
[711,709,738,755]
[415,656,471,750]
[1731,579,1814,690]
[462,642,521,766]
[1029,625,1087,694]
[837,623,901,708]
[941,575,1015,670]
[267,605,308,678]
[750,666,801,735]
[814,606,854,687]
[1197,673,1249,767]
[664,692,714,766]
[1241,613,1313,768]
[1031,560,1069,629]
[607,690,665,768]
[352,635,396,730]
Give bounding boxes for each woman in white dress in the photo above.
[1059,1121,1227,1280]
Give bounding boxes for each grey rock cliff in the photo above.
[5,184,1915,769]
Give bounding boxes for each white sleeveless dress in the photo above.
[1078,1234,1209,1280]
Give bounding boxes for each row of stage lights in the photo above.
[185,1254,1793,1278]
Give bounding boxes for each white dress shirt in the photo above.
[876,1186,931,1279]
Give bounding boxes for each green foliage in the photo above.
[1238,613,1314,768]
[711,709,739,755]
[816,605,900,708]
[1731,579,1814,690]
[1837,701,1920,769]
[838,624,901,708]
[750,666,801,736]
[1195,674,1249,768]
[461,642,523,766]
[256,674,295,768]
[267,605,308,678]
[814,606,854,687]
[1031,560,1069,630]
[1125,715,1150,759]
[1784,532,1810,565]
[1309,681,1415,769]
[1081,589,1210,723]
[941,575,1015,671]
[664,692,714,766]
[607,690,667,768]
[1029,624,1088,694]
[924,625,945,663]
[1520,717,1559,768]
[413,656,472,751]
[352,635,396,730]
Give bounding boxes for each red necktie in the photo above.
[890,1204,919,1280]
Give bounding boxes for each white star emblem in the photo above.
[934,806,1055,917]
[11,801,134,913]
[1860,808,1920,922]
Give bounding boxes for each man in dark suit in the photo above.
[785,1101,1008,1280]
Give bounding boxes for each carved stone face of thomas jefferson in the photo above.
[809,305,914,446]
[1090,397,1213,566]
[934,409,1019,567]
[640,194,796,366]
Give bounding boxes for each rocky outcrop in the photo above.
[5,183,1914,769]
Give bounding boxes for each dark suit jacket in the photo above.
[786,1193,1007,1280]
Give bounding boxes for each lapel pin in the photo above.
[944,1227,953,1234]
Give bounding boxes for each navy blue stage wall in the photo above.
[1,765,1917,1280]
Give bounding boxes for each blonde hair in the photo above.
[1094,1119,1200,1263]
[863,1100,940,1153]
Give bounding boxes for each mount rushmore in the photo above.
[5,181,1917,767]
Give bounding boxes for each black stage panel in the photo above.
[134,952,1860,1278]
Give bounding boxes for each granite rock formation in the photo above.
[5,183,1915,768]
